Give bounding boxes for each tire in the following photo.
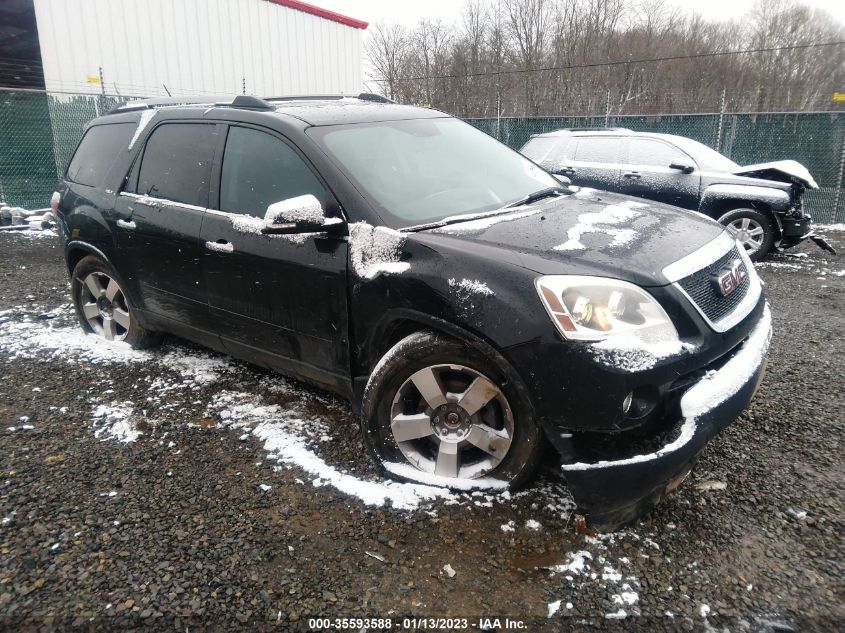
[718,208,775,262]
[361,331,542,490]
[70,255,160,349]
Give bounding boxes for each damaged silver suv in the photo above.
[55,95,771,529]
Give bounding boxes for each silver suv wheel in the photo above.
[79,271,131,341]
[389,363,514,479]
[727,217,766,255]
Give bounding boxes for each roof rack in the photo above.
[264,92,395,104]
[109,92,396,115]
[564,127,632,132]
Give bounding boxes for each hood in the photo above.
[417,188,725,287]
[732,160,818,189]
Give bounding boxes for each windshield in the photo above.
[669,136,739,171]
[308,118,558,228]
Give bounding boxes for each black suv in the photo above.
[521,128,828,260]
[55,95,771,528]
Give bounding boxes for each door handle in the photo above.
[623,171,641,179]
[205,240,234,254]
[116,219,136,230]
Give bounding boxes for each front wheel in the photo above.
[361,332,542,489]
[718,208,775,262]
[71,255,159,348]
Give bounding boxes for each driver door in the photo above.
[619,138,701,210]
[200,124,350,390]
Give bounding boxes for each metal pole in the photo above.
[99,66,106,112]
[833,132,845,223]
[605,89,611,128]
[715,88,727,151]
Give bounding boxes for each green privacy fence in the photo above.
[467,112,845,224]
[0,89,141,210]
[1,87,844,223]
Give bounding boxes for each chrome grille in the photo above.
[677,246,751,323]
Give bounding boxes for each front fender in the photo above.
[699,184,791,215]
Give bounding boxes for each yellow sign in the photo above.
[833,92,845,102]
[86,75,101,84]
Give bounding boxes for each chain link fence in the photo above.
[1,87,844,223]
[0,88,142,209]
[466,112,845,224]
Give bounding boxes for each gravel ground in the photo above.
[0,228,843,632]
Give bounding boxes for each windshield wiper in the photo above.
[502,186,568,209]
[401,186,569,233]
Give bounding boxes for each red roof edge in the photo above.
[267,0,368,30]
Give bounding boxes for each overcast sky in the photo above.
[314,0,845,28]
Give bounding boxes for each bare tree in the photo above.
[364,21,409,101]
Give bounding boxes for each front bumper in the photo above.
[560,304,772,530]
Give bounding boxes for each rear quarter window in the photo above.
[66,123,135,187]
[522,136,573,166]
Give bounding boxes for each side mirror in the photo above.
[553,173,572,186]
[669,161,695,174]
[261,194,345,234]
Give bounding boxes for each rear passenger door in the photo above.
[113,122,221,341]
[569,136,623,192]
[619,137,701,209]
[200,124,350,391]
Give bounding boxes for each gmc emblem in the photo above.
[715,259,746,297]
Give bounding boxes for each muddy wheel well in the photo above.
[65,248,88,276]
[711,200,781,239]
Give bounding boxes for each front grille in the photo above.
[677,246,750,323]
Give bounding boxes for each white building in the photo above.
[32,0,368,97]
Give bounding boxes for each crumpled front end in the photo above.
[560,304,772,531]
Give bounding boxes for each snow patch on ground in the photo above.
[0,305,148,364]
[546,539,643,619]
[91,402,140,443]
[382,461,508,491]
[349,222,410,279]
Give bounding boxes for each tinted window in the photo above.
[574,137,620,163]
[66,123,135,187]
[219,126,325,217]
[135,123,219,206]
[628,139,689,167]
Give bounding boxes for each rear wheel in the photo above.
[71,255,159,348]
[718,208,775,261]
[362,332,542,488]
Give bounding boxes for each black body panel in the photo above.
[56,99,772,528]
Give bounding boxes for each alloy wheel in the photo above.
[389,364,514,479]
[79,272,131,341]
[728,217,765,255]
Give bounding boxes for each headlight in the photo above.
[535,275,679,343]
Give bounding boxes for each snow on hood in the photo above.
[732,160,818,189]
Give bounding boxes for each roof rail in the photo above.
[109,92,396,115]
[263,92,395,104]
[109,95,276,115]
[564,127,632,132]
